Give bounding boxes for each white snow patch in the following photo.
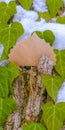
[13,5,38,22]
[0,43,4,58]
[49,18,57,23]
[0,44,8,66]
[63,0,65,6]
[62,11,65,16]
[56,82,65,103]
[13,5,65,50]
[33,0,48,12]
[0,60,9,66]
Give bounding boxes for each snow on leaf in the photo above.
[0,66,9,98]
[0,1,16,23]
[0,22,24,57]
[6,62,20,94]
[42,75,63,101]
[0,98,17,126]
[54,50,65,78]
[46,0,63,17]
[42,102,65,130]
[22,122,46,130]
[18,0,33,10]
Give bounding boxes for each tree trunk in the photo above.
[4,55,54,130]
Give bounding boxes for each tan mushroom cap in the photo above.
[8,33,56,66]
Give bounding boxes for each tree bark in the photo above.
[4,55,54,130]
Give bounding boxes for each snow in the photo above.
[0,60,9,66]
[32,0,48,12]
[62,11,65,16]
[33,0,65,12]
[63,0,65,6]
[14,5,65,50]
[13,5,65,51]
[0,43,3,58]
[13,5,38,22]
[56,82,65,103]
[0,44,8,66]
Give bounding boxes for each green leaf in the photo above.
[46,0,63,17]
[56,16,65,24]
[36,30,55,45]
[18,0,33,10]
[42,102,65,130]
[0,22,24,57]
[0,98,17,126]
[0,1,16,23]
[0,126,3,130]
[36,31,44,39]
[0,50,7,61]
[0,63,20,96]
[38,12,51,22]
[6,62,20,94]
[54,50,65,78]
[23,122,46,130]
[42,30,55,45]
[42,75,63,101]
[0,66,9,98]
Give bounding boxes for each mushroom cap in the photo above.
[8,33,56,66]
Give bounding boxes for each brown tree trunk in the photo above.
[4,55,54,130]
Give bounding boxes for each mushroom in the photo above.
[8,33,56,66]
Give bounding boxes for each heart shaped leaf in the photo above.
[0,22,24,57]
[54,50,65,78]
[46,0,63,17]
[6,62,20,94]
[23,123,46,130]
[42,102,65,130]
[0,1,16,23]
[0,66,9,98]
[36,30,55,45]
[18,0,33,10]
[0,98,17,126]
[0,62,20,97]
[42,75,63,101]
